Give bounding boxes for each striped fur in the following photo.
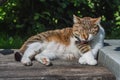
[76,43,91,53]
[19,27,92,55]
[19,28,73,53]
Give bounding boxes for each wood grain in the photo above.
[0,49,116,80]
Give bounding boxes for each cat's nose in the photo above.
[83,34,88,41]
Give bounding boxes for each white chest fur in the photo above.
[40,37,80,60]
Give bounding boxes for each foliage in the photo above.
[0,0,120,48]
[0,33,26,49]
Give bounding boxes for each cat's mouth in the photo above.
[75,37,88,44]
[75,40,88,45]
[74,36,88,44]
[80,41,88,44]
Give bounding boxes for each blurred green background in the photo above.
[0,0,120,49]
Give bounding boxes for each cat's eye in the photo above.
[74,33,80,41]
[73,32,79,37]
[74,33,79,36]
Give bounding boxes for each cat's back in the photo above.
[19,27,73,53]
[28,27,73,43]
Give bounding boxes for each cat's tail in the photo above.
[14,51,22,61]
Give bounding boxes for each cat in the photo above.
[14,15,105,66]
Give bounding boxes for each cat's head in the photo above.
[73,15,101,42]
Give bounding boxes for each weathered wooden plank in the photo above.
[0,49,116,80]
[0,65,115,80]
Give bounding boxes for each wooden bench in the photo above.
[0,49,115,80]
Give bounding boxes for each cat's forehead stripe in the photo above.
[83,17,91,20]
[80,17,93,27]
[81,17,91,24]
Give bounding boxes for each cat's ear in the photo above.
[92,17,101,24]
[73,15,81,23]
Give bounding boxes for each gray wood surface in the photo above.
[0,49,116,80]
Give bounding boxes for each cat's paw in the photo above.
[78,57,87,64]
[78,51,97,65]
[41,58,51,66]
[35,55,51,66]
[86,59,97,65]
[79,57,97,65]
[21,58,32,66]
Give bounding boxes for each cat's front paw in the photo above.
[86,59,97,65]
[78,57,97,65]
[78,51,97,65]
[78,57,87,64]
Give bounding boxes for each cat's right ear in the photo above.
[73,15,81,23]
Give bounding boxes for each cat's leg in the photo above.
[35,50,56,66]
[91,30,105,58]
[79,51,97,65]
[21,42,42,66]
[92,42,103,58]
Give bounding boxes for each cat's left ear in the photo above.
[92,17,101,24]
[73,15,81,23]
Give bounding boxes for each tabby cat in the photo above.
[15,15,105,66]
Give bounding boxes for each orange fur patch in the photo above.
[46,28,73,46]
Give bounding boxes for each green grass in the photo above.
[0,33,26,49]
